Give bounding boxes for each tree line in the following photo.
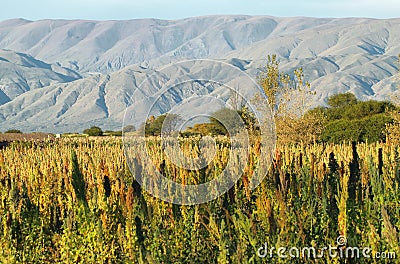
[7,54,397,144]
[143,54,400,145]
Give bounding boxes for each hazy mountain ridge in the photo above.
[1,16,391,73]
[0,49,82,104]
[0,62,258,132]
[0,15,399,132]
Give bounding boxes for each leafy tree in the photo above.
[184,123,225,136]
[183,107,259,137]
[257,54,280,109]
[122,125,136,133]
[209,108,245,135]
[327,92,357,108]
[277,110,326,145]
[257,55,324,144]
[144,113,182,136]
[324,99,395,121]
[313,92,396,143]
[83,126,103,136]
[5,129,22,133]
[320,114,391,143]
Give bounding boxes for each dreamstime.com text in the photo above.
[257,236,396,260]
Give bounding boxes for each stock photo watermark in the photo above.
[257,236,396,260]
[123,59,275,205]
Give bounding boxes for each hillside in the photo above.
[0,15,399,132]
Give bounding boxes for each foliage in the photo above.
[276,110,326,145]
[315,93,395,143]
[122,125,136,133]
[320,113,392,143]
[184,123,225,136]
[257,55,324,144]
[62,133,87,138]
[104,130,123,136]
[209,108,245,135]
[0,138,399,263]
[257,54,280,109]
[4,129,22,134]
[385,54,400,143]
[386,110,400,144]
[144,113,182,136]
[327,92,357,108]
[83,126,103,136]
[326,100,394,121]
[1,54,399,263]
[237,106,259,134]
[183,107,259,137]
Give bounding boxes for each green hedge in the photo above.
[320,113,392,143]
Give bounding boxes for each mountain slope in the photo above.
[0,15,399,132]
[0,61,257,133]
[1,16,393,73]
[0,49,81,104]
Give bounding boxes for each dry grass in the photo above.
[0,132,54,142]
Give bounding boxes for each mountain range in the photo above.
[0,15,399,133]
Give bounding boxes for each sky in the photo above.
[0,0,399,21]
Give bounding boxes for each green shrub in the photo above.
[83,126,103,136]
[320,113,392,143]
[122,125,136,133]
[104,130,122,136]
[309,92,396,143]
[144,114,182,136]
[326,100,395,121]
[5,129,22,133]
[327,92,357,108]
